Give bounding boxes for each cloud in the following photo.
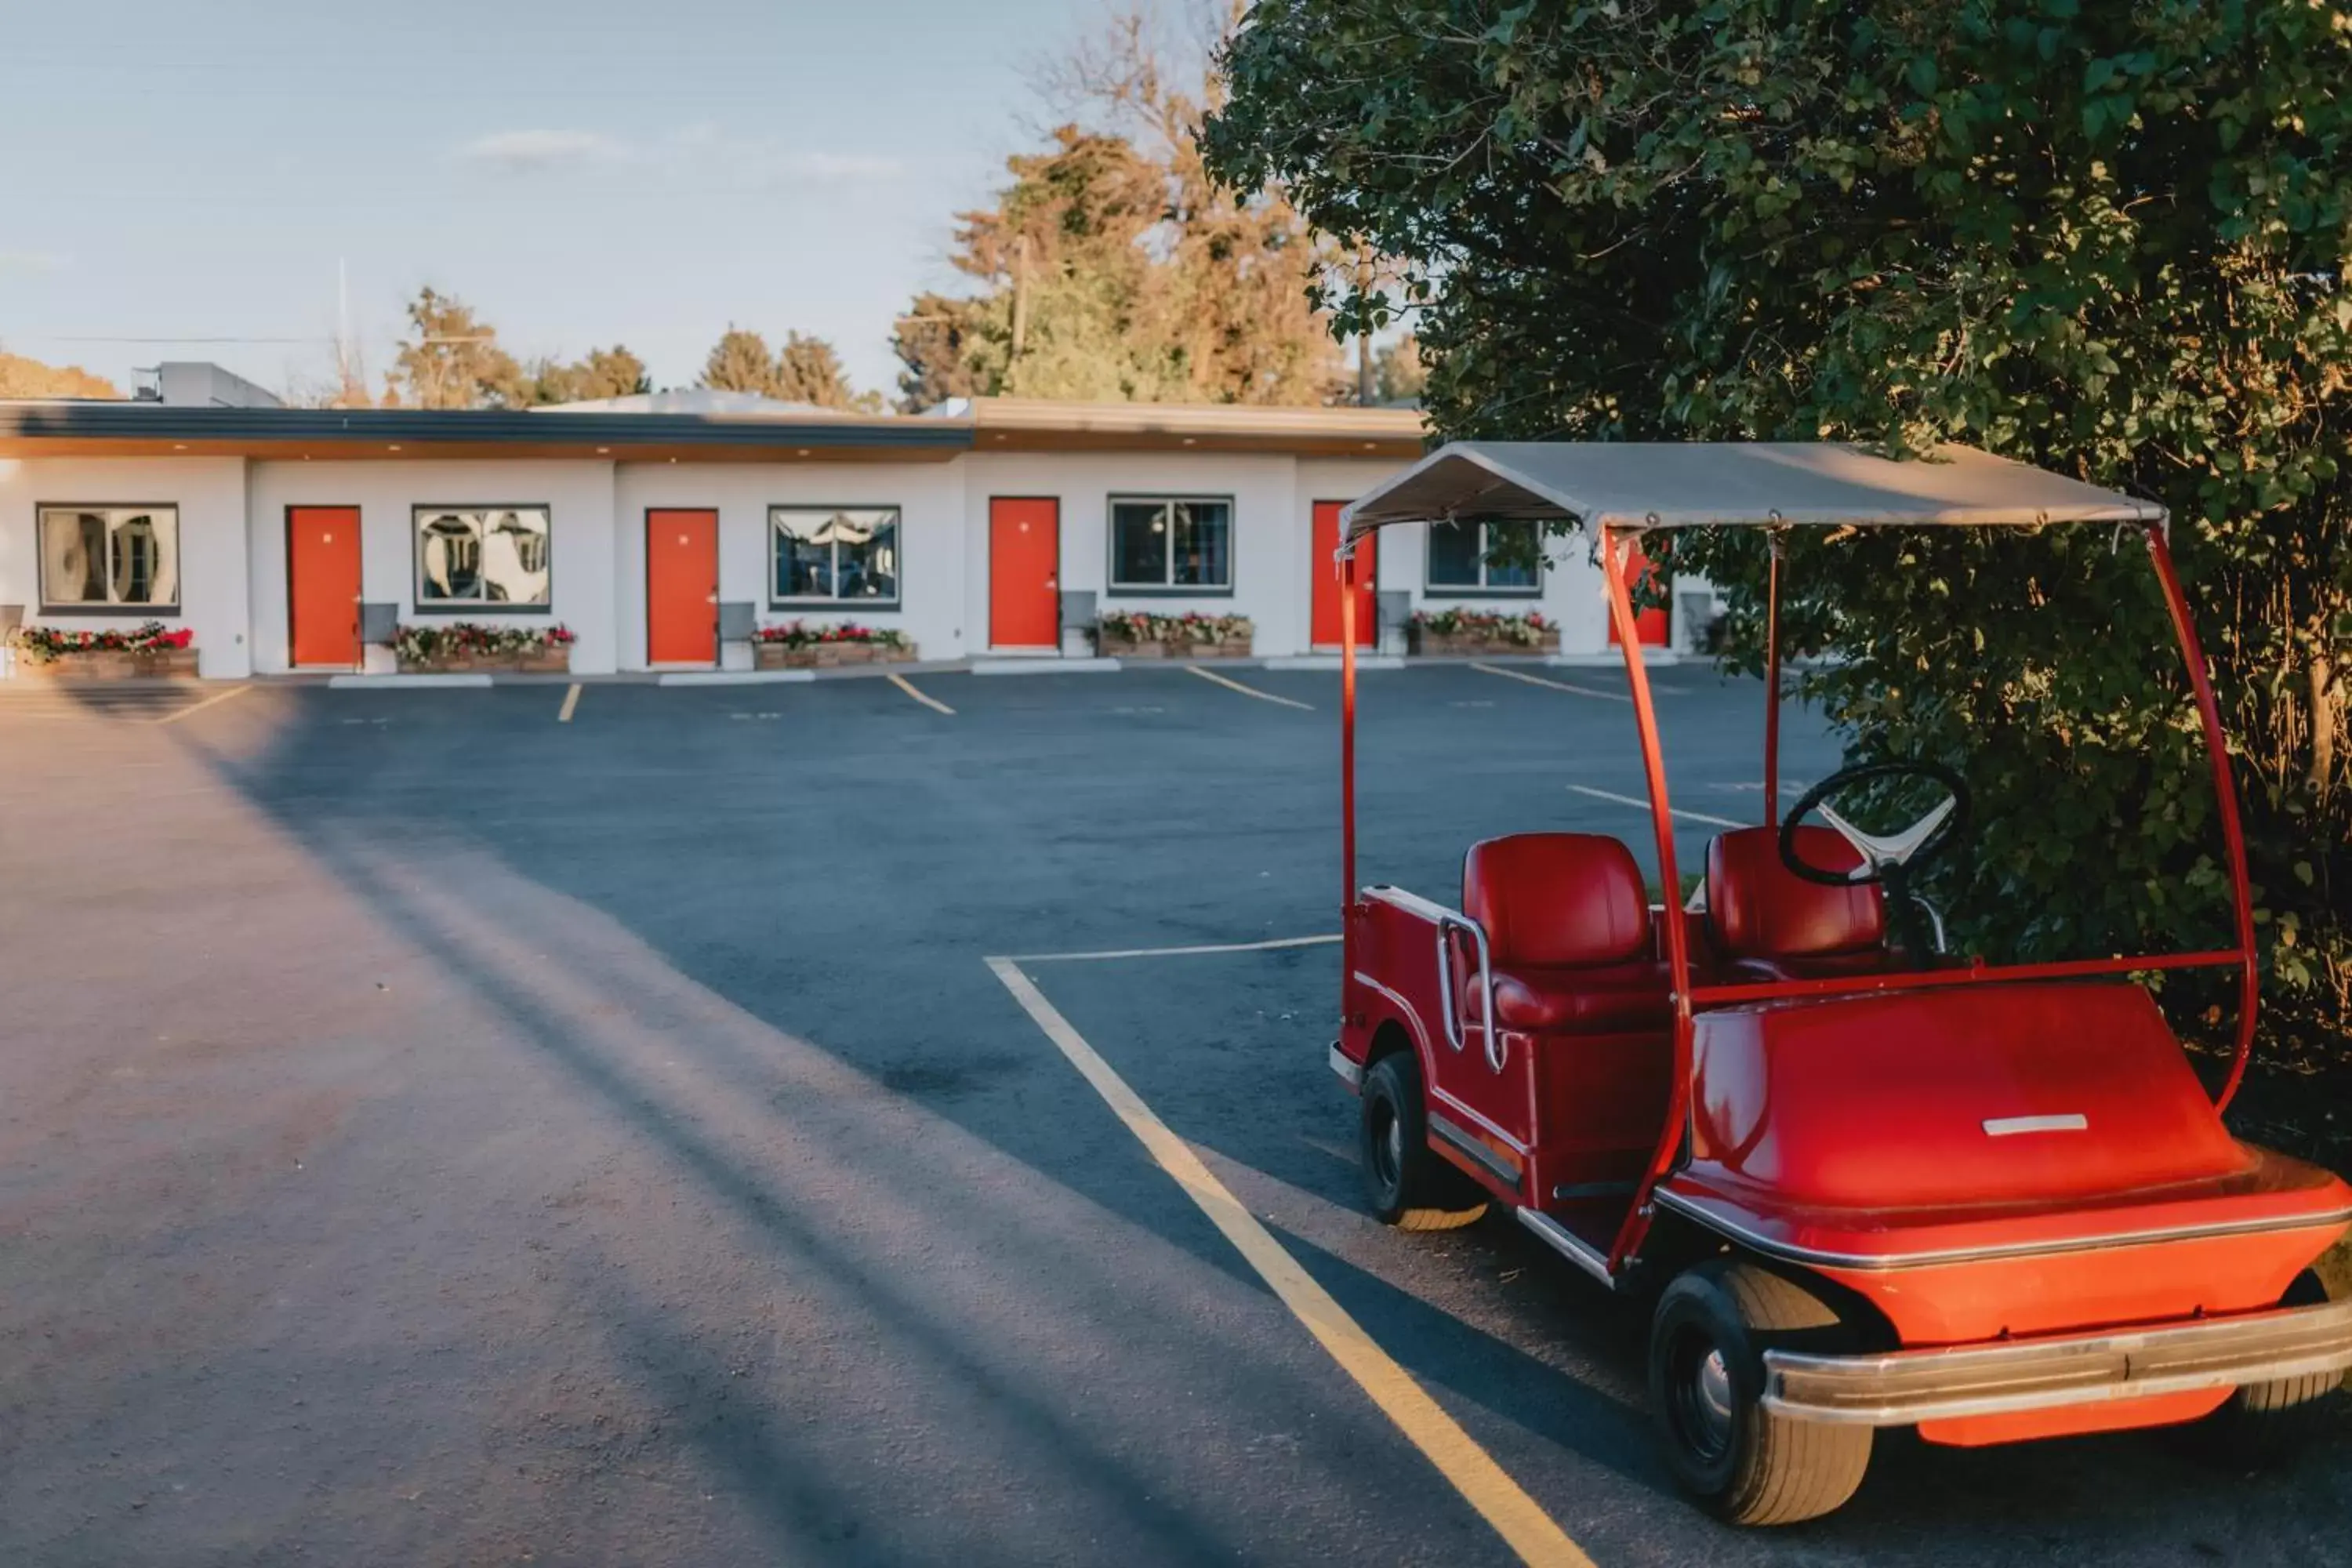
[457,129,628,171]
[776,152,906,184]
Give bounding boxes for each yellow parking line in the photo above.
[149,684,252,726]
[887,672,956,715]
[557,682,583,723]
[986,957,1594,1568]
[1185,664,1314,710]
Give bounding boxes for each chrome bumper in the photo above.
[1328,1043,1363,1092]
[1764,1298,2352,1426]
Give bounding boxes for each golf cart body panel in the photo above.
[1325,440,2346,1519]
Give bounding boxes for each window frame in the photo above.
[1423,517,1544,598]
[410,504,556,615]
[1105,493,1236,597]
[767,503,906,610]
[34,501,183,615]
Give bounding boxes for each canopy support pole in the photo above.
[2143,523,2259,1112]
[1339,546,1360,985]
[1762,531,1784,829]
[1602,526,1693,1276]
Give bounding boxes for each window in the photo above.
[1426,518,1541,595]
[38,506,180,612]
[1109,496,1232,592]
[771,506,900,605]
[414,507,552,609]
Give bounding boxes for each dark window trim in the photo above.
[410,503,555,615]
[1105,492,1236,597]
[1424,517,1545,598]
[32,500,184,615]
[767,503,906,612]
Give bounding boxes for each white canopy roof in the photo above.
[1340,441,2162,541]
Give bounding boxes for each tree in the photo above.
[0,349,118,399]
[1210,3,2352,1068]
[1374,333,1425,405]
[700,327,782,397]
[529,344,650,405]
[387,287,527,409]
[891,5,1345,410]
[774,332,880,411]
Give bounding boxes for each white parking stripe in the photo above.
[149,684,252,726]
[887,672,956,715]
[1468,663,1632,702]
[1185,664,1315,710]
[1566,782,1746,829]
[986,957,1595,1568]
[1008,933,1340,964]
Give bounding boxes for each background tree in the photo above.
[0,349,118,399]
[774,331,881,411]
[1373,333,1425,405]
[699,327,782,397]
[891,3,1345,409]
[1210,0,2352,1133]
[528,344,650,405]
[386,287,527,408]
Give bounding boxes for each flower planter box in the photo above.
[397,648,572,674]
[754,641,916,670]
[1408,628,1562,658]
[12,648,201,681]
[1101,634,1254,660]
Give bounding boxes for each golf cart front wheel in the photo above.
[1359,1051,1486,1231]
[1650,1261,1872,1526]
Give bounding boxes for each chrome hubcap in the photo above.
[1385,1115,1404,1178]
[1695,1349,1733,1444]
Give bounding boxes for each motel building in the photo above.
[0,363,1685,682]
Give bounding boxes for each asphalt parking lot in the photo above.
[2,664,2345,1567]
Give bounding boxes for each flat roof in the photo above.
[0,396,1428,463]
[1342,441,2162,537]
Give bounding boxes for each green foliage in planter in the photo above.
[9,621,194,664]
[394,622,576,662]
[752,620,912,650]
[1099,610,1252,643]
[1410,608,1553,646]
[1210,0,2351,1053]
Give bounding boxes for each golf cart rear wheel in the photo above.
[2187,1269,2343,1467]
[1650,1261,1872,1526]
[1359,1051,1487,1231]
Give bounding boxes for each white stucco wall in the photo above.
[610,459,966,669]
[0,456,255,677]
[247,460,621,673]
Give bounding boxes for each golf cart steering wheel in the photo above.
[1780,760,1971,959]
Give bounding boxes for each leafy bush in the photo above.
[1410,608,1553,646]
[751,621,911,650]
[393,622,575,662]
[1098,610,1253,644]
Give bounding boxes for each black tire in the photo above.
[1359,1051,1487,1231]
[1650,1261,1873,1526]
[2184,1269,2343,1468]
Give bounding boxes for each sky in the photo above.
[0,0,1139,403]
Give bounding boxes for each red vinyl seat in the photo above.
[1461,833,1671,1034]
[1704,826,1889,982]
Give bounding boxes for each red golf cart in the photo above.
[1327,442,2352,1524]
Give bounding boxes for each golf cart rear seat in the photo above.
[1705,826,1891,983]
[1461,833,1671,1033]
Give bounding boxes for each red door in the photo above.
[1310,500,1377,648]
[1607,539,1671,647]
[989,497,1059,648]
[647,510,718,664]
[288,506,361,668]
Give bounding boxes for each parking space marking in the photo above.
[1185,665,1315,711]
[1009,932,1339,964]
[1566,782,1744,829]
[557,683,583,723]
[148,684,252,727]
[987,956,1592,1568]
[887,672,956,716]
[1468,663,1632,703]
